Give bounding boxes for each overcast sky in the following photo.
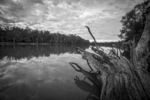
[0,0,143,41]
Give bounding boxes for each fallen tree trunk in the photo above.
[70,13,150,100]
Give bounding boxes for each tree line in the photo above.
[0,45,89,60]
[0,26,90,45]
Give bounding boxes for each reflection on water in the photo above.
[0,45,101,100]
[70,62,101,100]
[0,45,88,59]
[74,76,100,100]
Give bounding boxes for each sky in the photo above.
[0,0,144,41]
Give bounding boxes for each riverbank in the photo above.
[0,42,90,46]
[0,42,52,45]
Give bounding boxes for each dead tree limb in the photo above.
[85,26,104,51]
[85,26,98,48]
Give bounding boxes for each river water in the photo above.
[0,45,109,100]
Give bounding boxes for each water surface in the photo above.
[0,45,100,100]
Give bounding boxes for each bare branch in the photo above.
[85,26,103,51]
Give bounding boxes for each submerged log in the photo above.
[70,12,150,100]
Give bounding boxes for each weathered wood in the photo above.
[85,26,98,49]
[70,11,150,100]
[134,13,150,70]
[132,13,150,99]
[85,26,103,51]
[69,62,101,88]
[72,47,150,100]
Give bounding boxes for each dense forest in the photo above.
[0,26,90,45]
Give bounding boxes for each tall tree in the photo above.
[119,0,150,45]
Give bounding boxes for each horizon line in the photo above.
[89,39,121,42]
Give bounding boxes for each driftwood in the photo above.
[70,12,150,100]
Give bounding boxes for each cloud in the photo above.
[0,0,144,41]
[0,16,15,23]
[30,0,44,4]
[0,0,11,5]
[0,0,45,22]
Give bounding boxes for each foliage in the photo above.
[119,0,150,44]
[0,26,90,45]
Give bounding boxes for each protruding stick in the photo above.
[85,26,99,49]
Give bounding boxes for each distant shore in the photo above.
[0,42,52,45]
[0,42,87,46]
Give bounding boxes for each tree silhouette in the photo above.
[119,0,150,45]
[0,26,90,45]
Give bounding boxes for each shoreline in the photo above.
[0,42,90,46]
[0,42,51,45]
